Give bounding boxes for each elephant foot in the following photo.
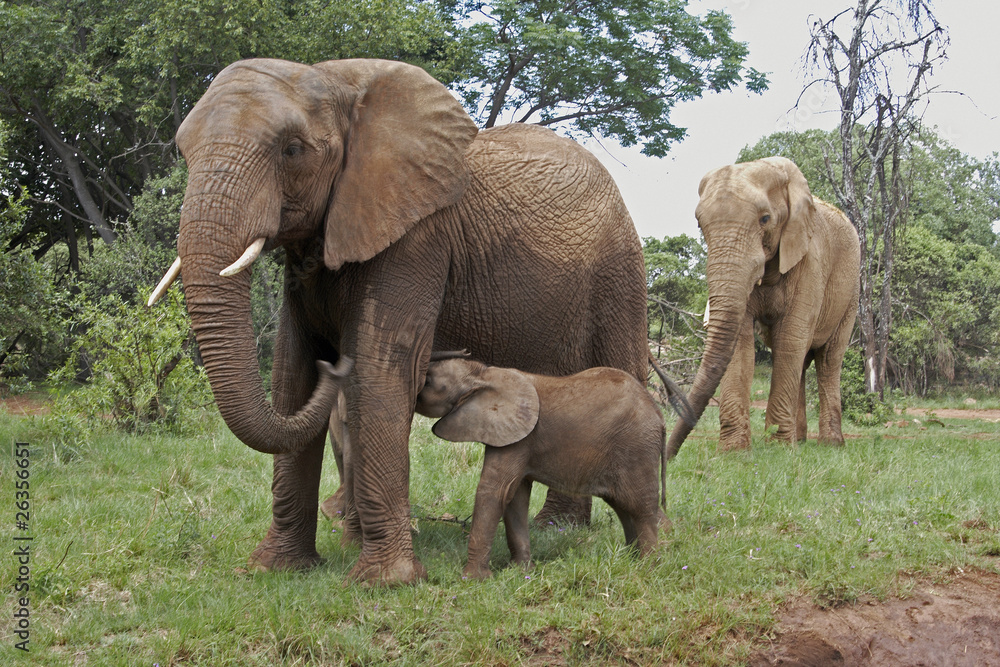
[718,423,751,452]
[462,563,492,580]
[818,435,845,447]
[247,536,323,573]
[320,490,345,521]
[533,492,591,527]
[346,553,427,587]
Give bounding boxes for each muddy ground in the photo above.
[750,569,1000,666]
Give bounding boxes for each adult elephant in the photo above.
[149,58,649,585]
[667,157,859,455]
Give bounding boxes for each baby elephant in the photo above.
[415,358,669,579]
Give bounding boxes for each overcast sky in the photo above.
[586,0,1000,240]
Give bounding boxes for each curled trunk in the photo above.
[179,213,340,454]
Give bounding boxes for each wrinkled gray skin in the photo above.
[416,358,668,579]
[171,58,648,585]
[668,157,860,454]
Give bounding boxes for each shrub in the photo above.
[841,347,893,426]
[49,286,211,432]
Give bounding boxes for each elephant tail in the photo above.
[648,350,696,445]
[660,421,668,513]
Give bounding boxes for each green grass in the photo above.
[1,399,999,665]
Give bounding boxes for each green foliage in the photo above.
[453,0,767,156]
[644,234,707,381]
[0,123,61,388]
[893,226,1000,392]
[49,287,211,432]
[841,348,893,426]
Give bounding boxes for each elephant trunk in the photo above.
[178,189,339,454]
[665,255,761,458]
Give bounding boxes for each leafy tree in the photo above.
[892,226,1000,393]
[644,234,706,382]
[451,0,767,156]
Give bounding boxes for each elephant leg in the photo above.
[796,352,814,442]
[765,322,813,443]
[815,323,852,445]
[718,315,755,451]
[345,367,427,585]
[321,398,363,545]
[465,447,526,579]
[320,413,347,520]
[503,478,533,567]
[533,493,591,528]
[248,324,326,572]
[605,499,639,549]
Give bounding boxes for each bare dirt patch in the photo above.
[0,393,51,416]
[751,569,1000,666]
[901,407,1000,422]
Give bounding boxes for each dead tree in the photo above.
[803,0,947,396]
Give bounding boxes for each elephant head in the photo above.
[666,157,816,456]
[151,59,478,454]
[415,359,540,447]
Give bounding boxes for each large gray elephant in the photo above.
[667,157,860,454]
[149,58,649,585]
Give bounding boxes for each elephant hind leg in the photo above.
[503,479,533,567]
[797,352,815,442]
[815,345,849,445]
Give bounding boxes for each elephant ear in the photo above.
[314,59,479,271]
[763,157,816,274]
[432,367,540,447]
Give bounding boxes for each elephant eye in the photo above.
[283,142,304,158]
[759,214,771,226]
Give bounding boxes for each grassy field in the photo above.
[1,389,999,665]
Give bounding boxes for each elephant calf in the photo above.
[415,358,669,579]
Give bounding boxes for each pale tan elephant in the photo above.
[668,157,860,454]
[415,357,677,579]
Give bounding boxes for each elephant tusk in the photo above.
[220,237,266,277]
[702,299,710,328]
[147,256,182,307]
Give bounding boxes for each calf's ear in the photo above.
[432,367,540,447]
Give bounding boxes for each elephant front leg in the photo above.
[248,327,326,572]
[718,315,755,451]
[814,340,850,445]
[249,443,326,571]
[346,376,427,586]
[766,322,813,443]
[464,447,525,579]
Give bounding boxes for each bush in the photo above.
[841,347,893,426]
[49,286,211,432]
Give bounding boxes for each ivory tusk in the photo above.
[702,298,710,328]
[147,256,182,307]
[220,237,266,277]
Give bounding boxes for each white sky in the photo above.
[585,0,1000,240]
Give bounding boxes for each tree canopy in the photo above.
[0,0,766,404]
[451,0,767,156]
